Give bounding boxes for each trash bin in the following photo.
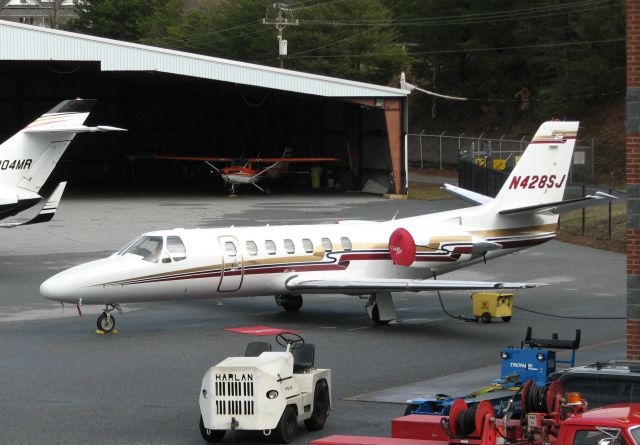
[310,167,322,189]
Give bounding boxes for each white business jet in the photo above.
[41,121,615,332]
[0,99,125,227]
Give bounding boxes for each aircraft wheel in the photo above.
[97,312,116,333]
[481,312,492,323]
[305,380,330,431]
[272,405,297,443]
[501,316,512,322]
[199,415,225,442]
[277,295,303,312]
[371,305,390,325]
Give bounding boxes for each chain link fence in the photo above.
[407,131,596,182]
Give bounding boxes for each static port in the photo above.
[266,390,279,399]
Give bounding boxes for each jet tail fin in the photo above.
[0,181,67,228]
[493,121,579,211]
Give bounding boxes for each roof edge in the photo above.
[0,20,409,97]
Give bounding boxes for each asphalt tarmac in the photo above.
[0,189,627,444]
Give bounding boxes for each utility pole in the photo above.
[263,3,299,69]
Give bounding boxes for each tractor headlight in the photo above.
[202,389,208,399]
[266,390,279,399]
[536,353,545,361]
[500,351,509,359]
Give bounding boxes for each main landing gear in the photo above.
[365,292,397,325]
[96,304,121,334]
[275,294,303,312]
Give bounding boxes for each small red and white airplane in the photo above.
[41,120,615,332]
[0,99,125,228]
[155,148,338,195]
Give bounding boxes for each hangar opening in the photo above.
[0,21,408,196]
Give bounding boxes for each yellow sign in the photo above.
[492,159,507,171]
[515,155,521,164]
[474,157,486,167]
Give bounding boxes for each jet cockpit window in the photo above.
[225,241,237,257]
[284,239,295,254]
[265,240,276,255]
[321,237,333,252]
[123,236,164,262]
[341,237,352,251]
[167,236,186,261]
[302,238,313,253]
[246,241,258,256]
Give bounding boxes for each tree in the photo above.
[142,0,410,85]
[65,0,182,42]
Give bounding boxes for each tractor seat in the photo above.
[293,344,315,372]
[244,341,272,357]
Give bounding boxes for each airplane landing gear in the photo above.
[97,304,120,333]
[275,294,303,312]
[365,292,397,325]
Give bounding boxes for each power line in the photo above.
[285,38,624,59]
[297,1,621,27]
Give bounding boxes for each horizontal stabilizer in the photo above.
[23,125,127,134]
[285,275,544,294]
[498,191,617,216]
[0,182,66,228]
[441,183,493,205]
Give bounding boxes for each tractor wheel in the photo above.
[272,405,297,444]
[305,380,330,431]
[199,415,225,442]
[405,404,420,416]
[481,312,492,323]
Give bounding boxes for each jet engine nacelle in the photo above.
[388,227,502,267]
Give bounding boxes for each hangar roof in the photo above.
[0,20,409,99]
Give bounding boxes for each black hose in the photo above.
[456,406,478,436]
[525,383,548,414]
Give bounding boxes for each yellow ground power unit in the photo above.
[471,292,514,323]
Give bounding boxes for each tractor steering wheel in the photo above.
[276,332,305,350]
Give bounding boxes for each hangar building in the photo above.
[0,21,409,195]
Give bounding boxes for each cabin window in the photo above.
[167,236,187,261]
[302,238,313,253]
[284,239,295,254]
[265,240,276,255]
[341,237,352,251]
[225,241,237,257]
[246,240,258,256]
[123,236,163,263]
[321,237,333,252]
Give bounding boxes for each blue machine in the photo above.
[406,327,581,416]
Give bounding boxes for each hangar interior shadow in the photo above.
[0,61,395,196]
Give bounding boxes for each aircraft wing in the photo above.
[285,275,544,294]
[441,183,493,205]
[23,125,127,134]
[498,191,617,216]
[0,182,67,228]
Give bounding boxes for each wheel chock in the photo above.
[111,329,119,334]
[95,329,105,335]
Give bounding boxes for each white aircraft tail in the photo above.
[0,99,125,195]
[493,120,578,212]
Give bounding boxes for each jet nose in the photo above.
[40,273,72,302]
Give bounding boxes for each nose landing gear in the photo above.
[96,304,121,334]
